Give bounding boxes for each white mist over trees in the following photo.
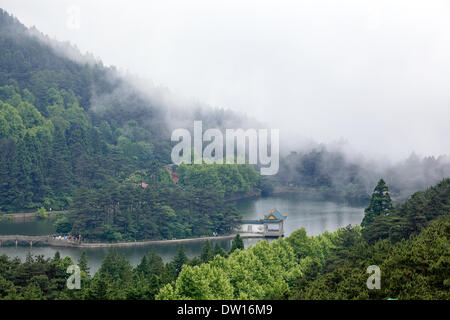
[1,0,450,160]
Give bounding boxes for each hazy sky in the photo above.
[1,0,450,159]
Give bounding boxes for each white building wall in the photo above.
[239,224,264,234]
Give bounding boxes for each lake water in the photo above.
[234,195,365,236]
[0,195,365,273]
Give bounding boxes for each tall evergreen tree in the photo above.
[361,179,393,227]
[78,251,90,276]
[172,245,187,277]
[230,234,244,253]
[200,240,214,263]
[135,255,150,276]
[213,243,227,258]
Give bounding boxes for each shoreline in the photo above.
[224,191,261,202]
[0,233,264,249]
[271,187,370,203]
[0,210,65,222]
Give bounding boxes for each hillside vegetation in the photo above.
[0,9,260,240]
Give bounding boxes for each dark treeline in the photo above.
[69,182,240,241]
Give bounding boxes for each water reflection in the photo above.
[0,219,55,235]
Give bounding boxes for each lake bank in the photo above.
[0,210,65,222]
[224,191,261,202]
[271,186,370,205]
[0,233,263,248]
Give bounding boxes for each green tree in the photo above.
[230,234,244,253]
[213,243,227,258]
[36,206,47,219]
[78,251,90,276]
[54,216,72,233]
[172,245,188,277]
[200,240,214,263]
[361,179,393,227]
[147,249,165,276]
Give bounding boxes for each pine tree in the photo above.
[78,250,90,276]
[172,245,187,277]
[361,179,394,227]
[36,206,47,219]
[200,240,213,263]
[147,249,164,277]
[213,243,227,258]
[53,251,60,261]
[147,274,161,299]
[230,234,244,253]
[135,255,150,276]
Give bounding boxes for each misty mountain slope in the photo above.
[0,9,251,141]
[0,8,174,140]
[0,9,162,211]
[270,145,450,203]
[1,7,449,215]
[0,8,259,216]
[0,9,113,112]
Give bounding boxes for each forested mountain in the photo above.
[0,8,169,212]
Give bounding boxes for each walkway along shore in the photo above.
[0,233,264,248]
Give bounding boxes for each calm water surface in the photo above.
[0,195,365,273]
[235,194,365,236]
